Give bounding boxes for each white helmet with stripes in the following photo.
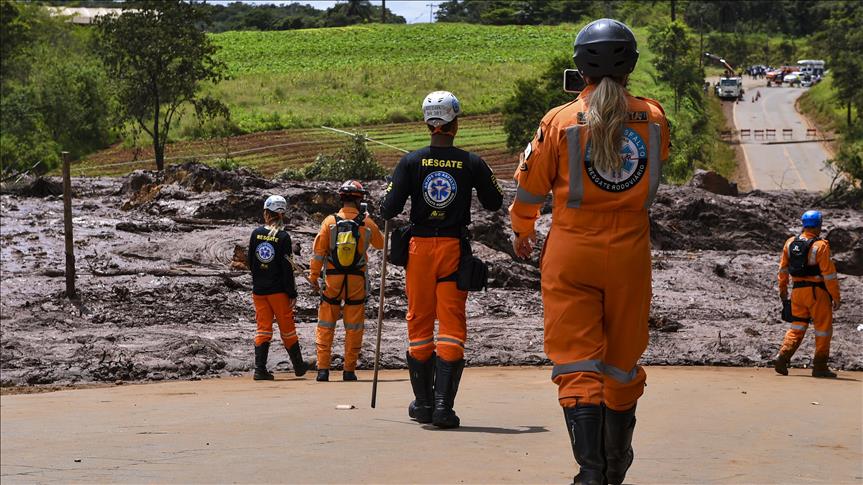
[263,195,287,213]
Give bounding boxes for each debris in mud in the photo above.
[649,314,683,332]
[1,176,63,197]
[2,166,862,389]
[687,169,739,196]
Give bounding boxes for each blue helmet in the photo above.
[801,210,822,228]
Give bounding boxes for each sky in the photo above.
[210,1,442,24]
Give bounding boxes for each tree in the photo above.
[817,1,863,128]
[96,1,227,171]
[648,20,703,114]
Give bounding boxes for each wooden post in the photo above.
[62,151,76,299]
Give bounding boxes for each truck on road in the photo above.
[705,52,744,100]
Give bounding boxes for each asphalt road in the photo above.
[2,367,861,484]
[731,82,835,191]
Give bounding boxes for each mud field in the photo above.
[1,162,861,388]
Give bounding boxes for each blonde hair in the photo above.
[264,210,284,237]
[586,76,629,174]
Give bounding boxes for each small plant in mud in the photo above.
[279,134,387,181]
[213,157,239,171]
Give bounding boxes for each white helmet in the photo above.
[422,91,461,127]
[263,195,287,213]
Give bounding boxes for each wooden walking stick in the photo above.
[371,220,391,408]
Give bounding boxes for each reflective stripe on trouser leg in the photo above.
[342,293,366,371]
[316,291,341,370]
[406,237,438,361]
[811,288,833,360]
[435,240,467,362]
[267,292,299,349]
[253,294,275,346]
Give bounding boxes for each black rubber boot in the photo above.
[774,352,790,376]
[286,342,312,377]
[316,369,329,382]
[343,370,357,381]
[604,405,636,485]
[253,342,274,381]
[812,357,837,378]
[407,351,435,423]
[432,356,464,429]
[563,405,605,485]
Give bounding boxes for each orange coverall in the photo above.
[310,207,384,371]
[253,293,298,348]
[777,231,841,360]
[510,85,669,411]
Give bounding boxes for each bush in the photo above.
[280,134,387,181]
[213,157,240,171]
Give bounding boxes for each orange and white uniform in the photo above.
[777,231,841,360]
[510,85,669,411]
[310,207,384,371]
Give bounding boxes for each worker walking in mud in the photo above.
[381,91,503,429]
[510,19,669,485]
[248,195,314,380]
[309,181,384,382]
[775,210,842,378]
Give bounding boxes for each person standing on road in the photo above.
[775,210,842,378]
[381,91,503,429]
[248,195,314,380]
[509,19,669,485]
[309,181,384,382]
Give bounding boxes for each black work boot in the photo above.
[563,405,605,485]
[407,351,435,423]
[812,357,837,378]
[253,342,274,381]
[432,356,464,429]
[604,405,636,485]
[343,370,357,381]
[286,342,312,377]
[774,352,790,376]
[316,369,329,382]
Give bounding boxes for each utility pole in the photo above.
[61,151,76,299]
[382,0,386,23]
[426,2,435,23]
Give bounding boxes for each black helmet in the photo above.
[573,18,639,78]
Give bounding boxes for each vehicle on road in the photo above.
[797,59,825,77]
[705,52,744,100]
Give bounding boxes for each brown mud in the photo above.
[1,162,861,389]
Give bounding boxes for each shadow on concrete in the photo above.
[427,425,549,435]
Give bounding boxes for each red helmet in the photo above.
[338,180,367,200]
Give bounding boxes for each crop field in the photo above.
[77,115,516,178]
[197,23,580,134]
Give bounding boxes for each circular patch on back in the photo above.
[422,171,458,209]
[256,242,275,263]
[585,127,647,192]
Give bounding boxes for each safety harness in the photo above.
[322,211,371,306]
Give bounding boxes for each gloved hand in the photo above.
[309,277,321,295]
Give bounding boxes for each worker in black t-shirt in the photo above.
[248,195,313,380]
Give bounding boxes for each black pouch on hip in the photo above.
[780,299,793,322]
[456,238,488,292]
[388,224,411,267]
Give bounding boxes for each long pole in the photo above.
[370,220,391,408]
[61,151,76,299]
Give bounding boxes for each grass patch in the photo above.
[798,76,858,134]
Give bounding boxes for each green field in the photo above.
[195,23,580,134]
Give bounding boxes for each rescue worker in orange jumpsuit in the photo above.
[509,19,669,485]
[248,195,313,380]
[775,210,842,377]
[309,181,384,382]
[381,91,503,429]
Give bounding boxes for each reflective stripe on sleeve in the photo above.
[317,320,337,329]
[566,125,584,208]
[808,244,818,265]
[823,272,837,280]
[645,122,662,208]
[328,224,337,252]
[515,185,547,204]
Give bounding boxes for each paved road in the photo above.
[732,84,835,191]
[2,367,861,484]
